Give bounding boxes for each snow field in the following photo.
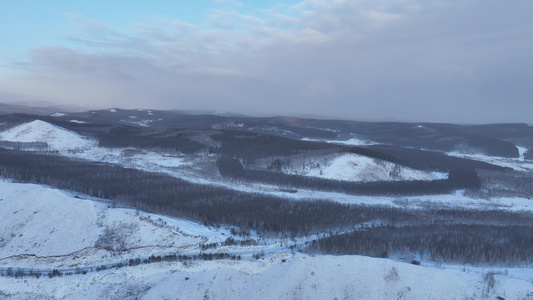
[0,180,202,263]
[0,180,100,258]
[1,253,532,299]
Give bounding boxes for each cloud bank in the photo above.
[1,0,532,123]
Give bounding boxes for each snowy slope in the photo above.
[305,154,441,182]
[0,180,100,258]
[1,253,532,299]
[0,120,96,151]
[0,180,202,259]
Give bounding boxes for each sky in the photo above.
[1,0,532,123]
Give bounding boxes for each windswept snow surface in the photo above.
[0,120,96,151]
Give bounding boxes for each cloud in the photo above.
[213,0,243,7]
[2,0,533,123]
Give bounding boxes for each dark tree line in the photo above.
[96,127,206,154]
[216,157,481,196]
[0,141,49,151]
[369,145,510,172]
[0,253,240,279]
[525,148,533,160]
[470,169,533,199]
[328,121,520,158]
[211,130,337,159]
[306,225,533,266]
[465,135,519,157]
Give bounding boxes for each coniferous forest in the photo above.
[0,111,532,266]
[1,146,533,265]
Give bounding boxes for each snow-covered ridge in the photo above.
[0,120,96,151]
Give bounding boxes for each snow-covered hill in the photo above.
[0,120,188,174]
[299,153,443,182]
[0,120,96,151]
[255,153,444,182]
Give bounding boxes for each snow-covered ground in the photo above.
[518,146,528,160]
[0,180,204,266]
[277,188,533,212]
[447,151,533,172]
[1,249,532,299]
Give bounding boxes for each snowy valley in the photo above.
[0,110,533,299]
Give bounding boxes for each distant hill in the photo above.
[0,101,87,116]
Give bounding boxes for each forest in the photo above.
[306,225,533,265]
[0,111,532,267]
[1,147,533,266]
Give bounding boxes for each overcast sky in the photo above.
[1,0,532,123]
